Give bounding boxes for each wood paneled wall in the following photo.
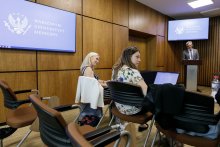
[0,0,171,123]
[0,50,36,72]
[129,36,149,71]
[129,0,157,35]
[129,35,165,72]
[83,17,113,68]
[113,0,129,27]
[38,70,81,106]
[37,0,82,14]
[83,0,112,22]
[156,36,165,68]
[113,25,129,64]
[128,0,167,72]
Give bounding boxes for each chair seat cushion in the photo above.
[111,107,153,124]
[6,105,37,128]
[156,122,220,147]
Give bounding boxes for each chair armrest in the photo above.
[18,97,51,106]
[83,126,112,141]
[14,89,40,96]
[84,124,120,141]
[53,104,82,123]
[90,131,120,147]
[53,104,74,112]
[16,99,32,105]
[14,89,32,94]
[91,130,132,147]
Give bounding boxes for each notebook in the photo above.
[154,72,179,85]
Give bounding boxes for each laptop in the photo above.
[153,72,179,85]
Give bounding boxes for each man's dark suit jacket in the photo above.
[182,49,200,60]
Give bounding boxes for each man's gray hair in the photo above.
[186,41,193,46]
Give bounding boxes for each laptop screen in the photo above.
[154,72,179,85]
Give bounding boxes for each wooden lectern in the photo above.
[182,60,202,91]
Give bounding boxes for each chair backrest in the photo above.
[183,90,214,113]
[0,80,18,109]
[174,90,217,133]
[28,94,72,147]
[107,81,144,106]
[66,123,93,147]
[104,87,110,99]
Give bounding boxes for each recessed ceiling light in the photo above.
[187,0,215,9]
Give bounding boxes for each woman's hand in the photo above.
[100,82,108,88]
[99,80,110,88]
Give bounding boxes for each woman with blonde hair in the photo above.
[79,52,108,126]
[80,52,107,87]
[112,46,149,132]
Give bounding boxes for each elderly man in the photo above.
[182,41,200,60]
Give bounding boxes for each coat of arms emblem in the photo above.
[3,13,31,35]
[175,26,185,34]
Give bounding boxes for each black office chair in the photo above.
[29,94,132,147]
[0,80,41,147]
[151,90,220,147]
[106,81,155,147]
[173,90,219,133]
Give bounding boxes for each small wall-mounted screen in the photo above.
[0,0,76,52]
[168,18,209,41]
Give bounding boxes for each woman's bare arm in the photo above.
[84,67,95,78]
[137,79,148,96]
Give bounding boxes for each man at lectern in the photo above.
[182,41,200,60]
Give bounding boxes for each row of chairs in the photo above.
[0,80,132,147]
[1,79,220,147]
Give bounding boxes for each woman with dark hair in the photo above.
[111,46,149,131]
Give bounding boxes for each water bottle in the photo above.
[212,76,219,93]
[211,76,219,102]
